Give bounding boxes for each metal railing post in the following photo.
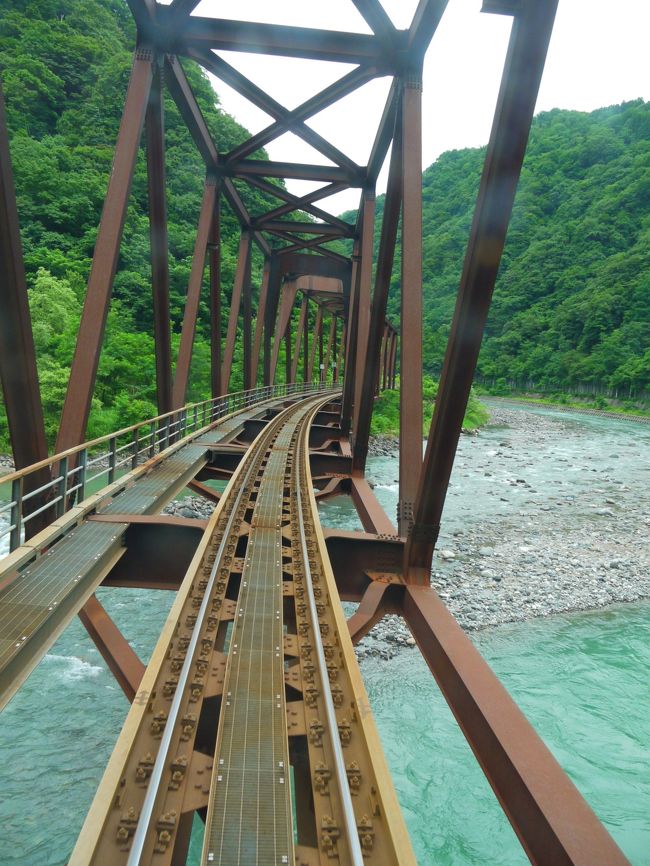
[10,478,22,552]
[78,449,88,502]
[108,438,117,484]
[57,456,69,518]
[132,428,140,470]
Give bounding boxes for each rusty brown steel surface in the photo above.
[177,16,391,64]
[323,316,335,379]
[78,594,145,703]
[402,584,631,865]
[209,190,222,398]
[172,178,217,408]
[398,78,424,538]
[145,60,173,415]
[307,305,323,385]
[340,241,360,435]
[406,0,559,577]
[222,231,250,392]
[352,115,402,473]
[291,295,309,384]
[351,194,376,443]
[56,51,153,452]
[271,278,299,383]
[243,243,253,391]
[250,258,270,386]
[0,81,50,535]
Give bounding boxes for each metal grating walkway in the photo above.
[202,409,305,866]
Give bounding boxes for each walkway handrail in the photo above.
[0,382,333,553]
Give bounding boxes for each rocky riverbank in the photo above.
[354,404,650,659]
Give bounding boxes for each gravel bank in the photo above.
[356,404,650,659]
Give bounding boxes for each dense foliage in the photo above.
[0,0,284,449]
[383,101,650,401]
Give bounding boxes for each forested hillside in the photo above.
[380,100,650,401]
[0,0,279,448]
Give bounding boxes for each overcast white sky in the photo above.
[186,0,650,215]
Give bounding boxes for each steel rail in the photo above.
[295,404,365,866]
[124,393,328,866]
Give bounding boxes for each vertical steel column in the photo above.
[303,298,310,383]
[352,124,402,474]
[390,332,398,388]
[398,73,424,536]
[351,191,376,444]
[340,242,360,434]
[209,188,222,398]
[263,258,282,386]
[331,317,338,383]
[243,246,252,391]
[336,322,346,383]
[56,50,154,452]
[250,257,270,387]
[172,176,217,408]
[307,305,323,384]
[145,58,172,415]
[0,82,48,471]
[291,295,308,384]
[323,315,335,381]
[222,230,251,392]
[377,325,388,394]
[285,314,292,384]
[270,278,298,383]
[406,0,559,578]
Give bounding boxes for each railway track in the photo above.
[70,393,415,866]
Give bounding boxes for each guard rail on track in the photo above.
[0,382,330,553]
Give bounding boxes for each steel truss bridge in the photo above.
[0,0,634,864]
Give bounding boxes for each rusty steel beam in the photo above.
[323,315,335,380]
[336,321,346,382]
[172,176,217,408]
[209,188,222,398]
[145,60,173,414]
[0,82,48,471]
[271,279,299,384]
[177,16,391,64]
[291,295,309,384]
[390,331,398,388]
[227,65,378,164]
[263,258,282,385]
[381,324,389,391]
[125,0,156,31]
[78,595,145,703]
[407,0,450,60]
[164,54,218,169]
[243,176,348,223]
[222,230,251,392]
[307,305,323,384]
[340,241,360,435]
[191,47,361,174]
[276,251,351,281]
[398,77,424,537]
[402,584,630,866]
[347,580,390,645]
[250,258,270,386]
[406,0,559,577]
[231,158,360,184]
[352,191,376,450]
[368,79,399,184]
[257,219,352,237]
[56,50,154,452]
[352,114,402,474]
[243,243,253,391]
[285,313,292,383]
[351,0,398,43]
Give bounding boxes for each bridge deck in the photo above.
[68,393,414,866]
[0,396,292,710]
